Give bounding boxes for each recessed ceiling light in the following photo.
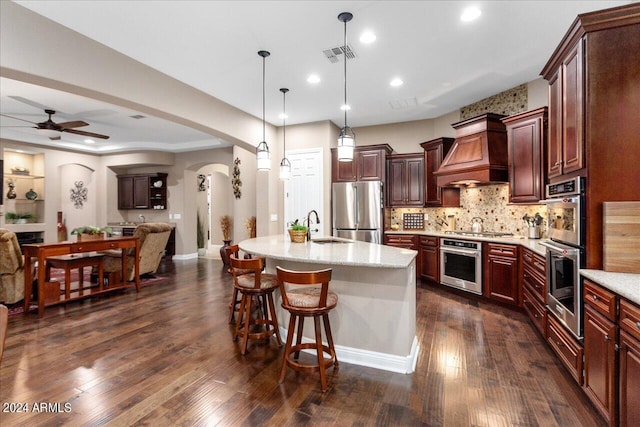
[307,74,321,84]
[461,6,481,22]
[84,139,95,144]
[278,113,288,119]
[340,104,351,111]
[360,31,376,44]
[390,78,403,87]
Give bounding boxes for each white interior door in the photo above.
[284,148,323,238]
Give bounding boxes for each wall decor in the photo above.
[70,180,88,208]
[6,180,17,199]
[25,188,38,200]
[232,157,242,199]
[197,174,207,191]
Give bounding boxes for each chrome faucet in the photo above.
[138,214,145,223]
[306,210,320,241]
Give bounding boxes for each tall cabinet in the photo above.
[419,137,460,207]
[541,3,640,269]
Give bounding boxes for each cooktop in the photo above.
[444,230,514,238]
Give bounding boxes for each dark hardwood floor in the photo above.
[1,258,605,426]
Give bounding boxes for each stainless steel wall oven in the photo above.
[541,177,586,339]
[440,238,482,295]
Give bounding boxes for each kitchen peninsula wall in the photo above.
[387,184,547,237]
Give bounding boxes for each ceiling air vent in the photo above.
[323,44,357,63]
[129,114,146,119]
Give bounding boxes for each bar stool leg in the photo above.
[279,314,297,384]
[228,287,239,323]
[234,292,247,342]
[314,316,328,392]
[323,313,338,366]
[294,317,304,360]
[267,292,282,346]
[239,294,252,355]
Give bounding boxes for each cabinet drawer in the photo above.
[547,315,584,385]
[522,248,546,277]
[620,299,640,341]
[523,267,546,303]
[583,279,617,321]
[486,243,517,258]
[419,236,438,247]
[523,286,547,336]
[385,234,415,244]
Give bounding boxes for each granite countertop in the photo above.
[580,269,640,306]
[385,229,547,256]
[239,235,416,269]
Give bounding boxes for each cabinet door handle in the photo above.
[636,322,640,330]
[604,335,611,342]
[615,344,621,352]
[554,161,562,166]
[556,341,563,347]
[592,295,599,301]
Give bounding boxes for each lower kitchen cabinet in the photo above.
[584,304,618,426]
[619,300,640,427]
[483,243,519,306]
[521,247,548,335]
[547,314,584,385]
[384,233,419,278]
[418,236,438,283]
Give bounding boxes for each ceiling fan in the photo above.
[0,109,110,140]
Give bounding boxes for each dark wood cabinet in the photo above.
[420,137,459,207]
[117,173,167,210]
[547,314,584,385]
[584,304,618,426]
[384,233,419,278]
[502,108,547,204]
[386,154,424,207]
[483,243,519,306]
[521,247,547,336]
[418,236,438,283]
[541,4,640,269]
[619,299,640,427]
[331,144,392,183]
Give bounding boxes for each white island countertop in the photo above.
[240,235,416,268]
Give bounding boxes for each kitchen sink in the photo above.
[311,238,352,244]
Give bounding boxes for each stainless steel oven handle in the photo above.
[539,240,580,254]
[440,247,480,256]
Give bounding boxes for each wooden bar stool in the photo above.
[276,267,338,392]
[230,255,282,355]
[225,244,253,323]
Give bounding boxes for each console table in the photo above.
[22,237,140,317]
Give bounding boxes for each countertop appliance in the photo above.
[440,238,482,295]
[332,181,383,244]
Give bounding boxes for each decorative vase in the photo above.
[288,229,307,243]
[220,239,232,265]
[57,211,67,242]
[6,182,16,199]
[25,188,38,200]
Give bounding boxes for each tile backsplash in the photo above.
[388,184,547,237]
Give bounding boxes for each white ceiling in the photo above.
[0,0,631,154]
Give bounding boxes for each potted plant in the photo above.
[219,215,233,265]
[5,212,36,224]
[522,213,544,239]
[196,212,206,256]
[288,219,308,243]
[71,226,113,241]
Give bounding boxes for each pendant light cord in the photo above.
[283,91,286,152]
[262,55,266,142]
[343,18,348,128]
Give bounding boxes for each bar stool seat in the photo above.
[230,255,282,355]
[276,267,338,392]
[224,244,253,323]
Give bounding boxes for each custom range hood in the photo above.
[434,113,508,187]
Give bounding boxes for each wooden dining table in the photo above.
[22,237,140,317]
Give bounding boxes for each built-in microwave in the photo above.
[541,177,585,248]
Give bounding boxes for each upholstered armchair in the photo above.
[0,229,25,304]
[102,222,172,282]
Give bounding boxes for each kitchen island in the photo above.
[239,235,418,373]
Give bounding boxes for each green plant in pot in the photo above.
[288,219,308,243]
[5,212,36,224]
[71,226,113,241]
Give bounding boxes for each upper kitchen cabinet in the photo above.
[386,153,424,207]
[117,173,167,210]
[420,137,460,207]
[331,144,392,183]
[541,3,640,269]
[502,108,548,204]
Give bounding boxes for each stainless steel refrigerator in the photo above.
[332,181,384,244]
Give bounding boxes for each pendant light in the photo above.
[337,12,355,162]
[256,50,271,171]
[279,88,291,180]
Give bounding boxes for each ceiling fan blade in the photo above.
[57,120,89,129]
[63,128,110,139]
[0,113,37,124]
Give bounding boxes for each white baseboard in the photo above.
[173,253,198,260]
[279,327,419,374]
